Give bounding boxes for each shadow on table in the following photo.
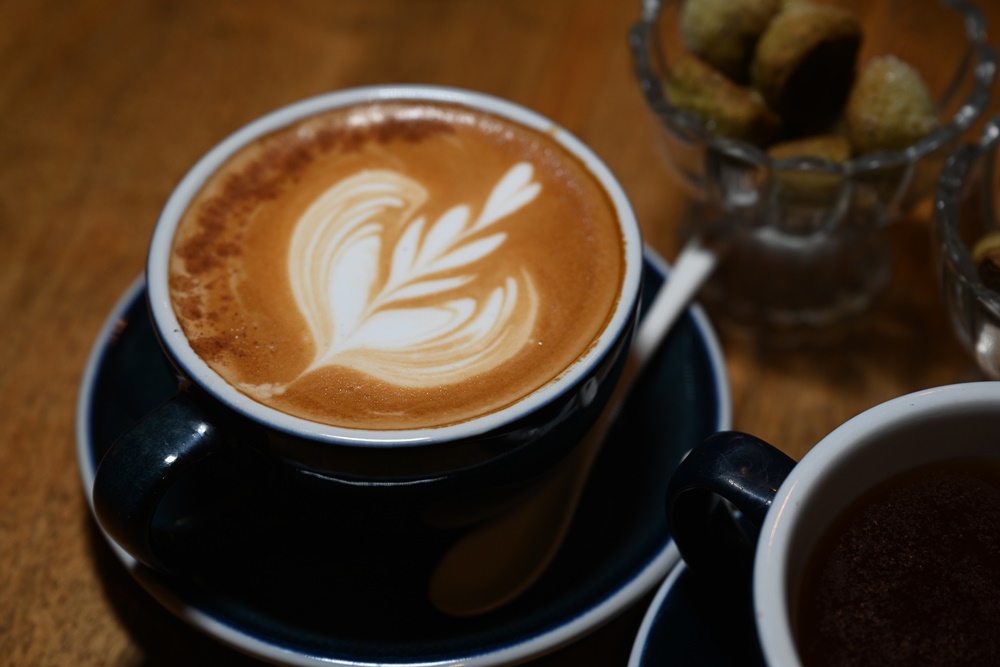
[85,512,265,667]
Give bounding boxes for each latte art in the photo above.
[248,163,541,398]
[168,100,625,429]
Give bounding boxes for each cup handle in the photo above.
[666,431,797,579]
[92,387,237,572]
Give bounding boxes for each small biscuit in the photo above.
[665,53,782,146]
[751,4,862,130]
[973,231,1000,291]
[680,0,782,81]
[846,55,939,155]
[767,134,852,162]
[768,134,851,203]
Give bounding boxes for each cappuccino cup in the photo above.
[93,85,644,573]
[666,382,1000,666]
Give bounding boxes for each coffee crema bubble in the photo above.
[168,100,625,430]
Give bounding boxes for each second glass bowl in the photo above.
[630,0,996,331]
[935,112,1000,379]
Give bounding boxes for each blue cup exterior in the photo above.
[91,86,645,573]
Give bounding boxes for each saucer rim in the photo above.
[628,559,688,667]
[75,248,732,667]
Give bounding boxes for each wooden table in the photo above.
[2,1,997,664]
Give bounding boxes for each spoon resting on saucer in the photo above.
[428,236,721,617]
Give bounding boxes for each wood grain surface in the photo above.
[2,1,998,665]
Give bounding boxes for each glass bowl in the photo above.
[935,112,1000,379]
[630,0,996,331]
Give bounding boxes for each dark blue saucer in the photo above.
[76,249,730,666]
[629,561,766,667]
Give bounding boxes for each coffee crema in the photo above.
[168,100,625,430]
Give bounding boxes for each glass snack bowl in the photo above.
[630,0,995,331]
[935,113,1000,379]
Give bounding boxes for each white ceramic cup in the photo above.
[666,381,1000,666]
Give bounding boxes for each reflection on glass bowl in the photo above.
[630,0,996,332]
[935,113,1000,379]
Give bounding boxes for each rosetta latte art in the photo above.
[241,162,542,398]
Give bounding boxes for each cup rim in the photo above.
[145,84,644,447]
[753,380,1000,666]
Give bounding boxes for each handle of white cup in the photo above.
[666,431,797,579]
[92,388,236,572]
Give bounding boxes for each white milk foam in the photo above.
[242,163,541,398]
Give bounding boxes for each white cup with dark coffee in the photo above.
[665,381,1000,666]
[93,85,644,573]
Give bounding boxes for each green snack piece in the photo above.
[846,55,939,155]
[752,3,862,130]
[680,0,782,81]
[665,53,782,147]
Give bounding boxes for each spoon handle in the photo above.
[631,235,719,379]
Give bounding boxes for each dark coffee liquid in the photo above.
[796,460,1000,667]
